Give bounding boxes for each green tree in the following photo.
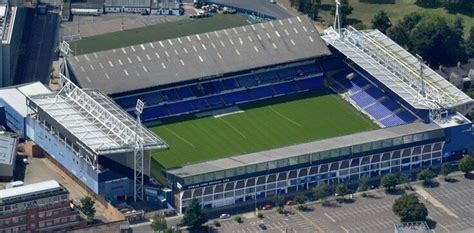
[380,173,398,190]
[151,213,167,232]
[357,176,369,192]
[314,182,329,201]
[400,173,411,190]
[417,168,436,185]
[459,156,474,175]
[440,163,451,179]
[181,198,207,229]
[294,194,306,205]
[273,195,285,208]
[80,196,96,224]
[392,194,428,222]
[371,10,392,34]
[331,0,353,26]
[409,14,466,66]
[335,184,348,198]
[466,27,474,57]
[387,12,422,48]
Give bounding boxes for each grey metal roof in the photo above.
[322,28,473,112]
[166,122,441,177]
[70,16,331,95]
[27,78,167,155]
[207,0,293,19]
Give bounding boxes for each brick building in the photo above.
[0,180,86,232]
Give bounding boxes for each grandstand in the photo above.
[61,15,474,213]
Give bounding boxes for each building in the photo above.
[70,0,105,16]
[104,0,152,14]
[0,1,27,87]
[0,131,17,181]
[0,180,86,232]
[64,16,473,213]
[150,0,182,15]
[437,59,474,90]
[0,82,51,138]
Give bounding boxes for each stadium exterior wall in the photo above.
[25,117,133,199]
[442,122,472,158]
[0,97,25,136]
[166,126,454,213]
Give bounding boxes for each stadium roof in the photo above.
[0,180,61,201]
[167,122,441,177]
[70,16,331,95]
[322,28,473,112]
[27,77,167,155]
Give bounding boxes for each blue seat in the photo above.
[365,103,392,120]
[143,105,169,119]
[161,89,179,101]
[205,95,223,107]
[168,101,195,114]
[201,82,217,95]
[350,91,375,108]
[273,82,298,95]
[222,90,251,104]
[177,87,194,99]
[297,77,324,90]
[381,115,405,127]
[221,78,240,90]
[238,75,257,87]
[251,86,274,99]
[278,67,298,79]
[256,71,279,84]
[193,98,208,110]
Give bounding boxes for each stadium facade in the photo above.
[66,15,474,213]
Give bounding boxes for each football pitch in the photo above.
[150,91,377,172]
[70,14,250,55]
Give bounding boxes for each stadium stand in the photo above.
[331,67,418,127]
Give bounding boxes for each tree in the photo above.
[400,173,411,190]
[466,27,474,57]
[358,176,369,192]
[371,10,392,34]
[181,198,207,229]
[314,182,329,201]
[335,184,348,199]
[459,156,474,175]
[331,0,353,26]
[387,12,422,48]
[273,195,285,208]
[440,163,451,179]
[80,196,96,224]
[151,213,167,232]
[392,194,428,222]
[417,168,436,186]
[294,194,306,205]
[409,14,466,66]
[380,173,398,190]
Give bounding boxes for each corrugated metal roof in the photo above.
[70,16,331,95]
[0,82,51,117]
[0,132,17,165]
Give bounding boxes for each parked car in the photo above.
[220,213,231,219]
[258,223,267,230]
[286,200,295,206]
[163,209,177,217]
[261,204,272,210]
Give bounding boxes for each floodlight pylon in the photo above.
[134,99,145,202]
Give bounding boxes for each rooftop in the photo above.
[322,28,473,111]
[27,77,167,155]
[0,82,52,117]
[0,180,61,201]
[0,131,17,165]
[208,0,292,19]
[166,122,441,178]
[70,16,331,95]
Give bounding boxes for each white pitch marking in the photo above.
[136,56,142,62]
[127,57,132,64]
[149,42,154,48]
[108,61,113,67]
[118,59,123,65]
[140,44,146,50]
[131,46,136,52]
[143,66,148,72]
[146,54,151,61]
[121,48,127,54]
[124,69,129,76]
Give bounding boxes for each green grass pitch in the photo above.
[70,14,250,55]
[150,91,377,173]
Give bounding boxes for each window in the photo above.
[256,163,267,172]
[268,161,277,170]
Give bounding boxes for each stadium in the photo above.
[57,15,474,213]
